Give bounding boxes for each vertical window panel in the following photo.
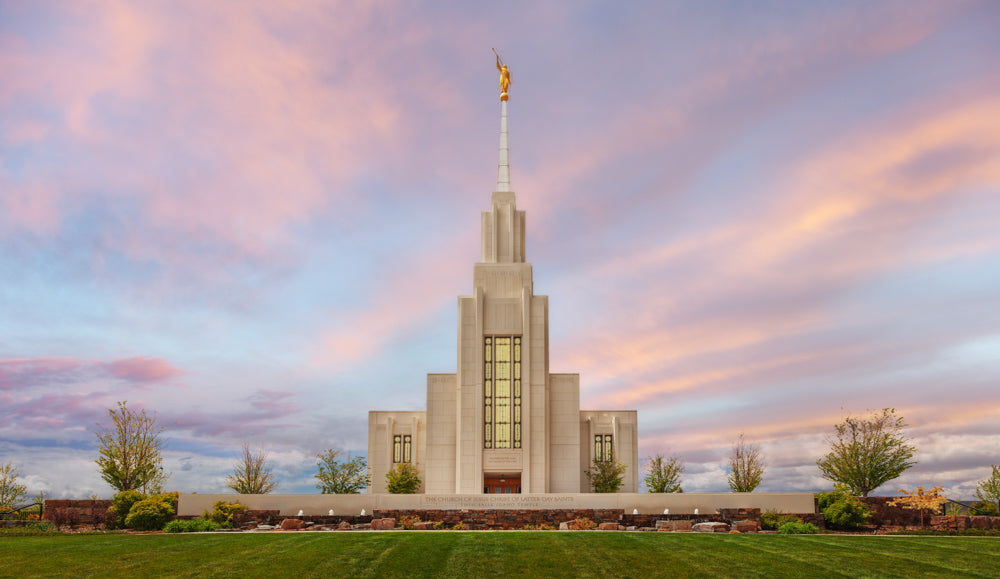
[484,336,522,450]
[394,435,402,463]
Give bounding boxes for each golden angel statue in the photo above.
[493,49,510,101]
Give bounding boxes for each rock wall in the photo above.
[42,500,111,525]
[374,508,623,530]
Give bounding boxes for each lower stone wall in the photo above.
[374,509,623,530]
[231,510,372,528]
[928,515,1000,531]
[861,497,932,528]
[621,508,763,529]
[43,500,111,525]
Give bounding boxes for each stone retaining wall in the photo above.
[42,500,111,525]
[231,510,372,528]
[374,509,623,530]
[928,515,1000,531]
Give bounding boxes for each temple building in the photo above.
[367,76,638,494]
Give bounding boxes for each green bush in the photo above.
[385,463,422,494]
[778,521,819,534]
[971,501,1000,516]
[202,501,245,526]
[817,490,870,530]
[165,519,224,533]
[761,510,802,531]
[124,497,174,531]
[108,490,146,529]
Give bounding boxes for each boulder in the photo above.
[413,522,434,530]
[692,522,729,533]
[280,519,306,531]
[371,518,396,530]
[559,521,580,530]
[338,521,352,530]
[733,520,757,533]
[597,522,619,531]
[656,520,693,532]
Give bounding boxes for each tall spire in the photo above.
[496,99,510,192]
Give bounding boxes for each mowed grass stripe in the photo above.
[3,533,1000,578]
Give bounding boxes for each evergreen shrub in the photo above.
[778,522,819,534]
[124,497,174,531]
[761,509,802,531]
[817,490,870,530]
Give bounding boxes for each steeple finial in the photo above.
[493,50,511,192]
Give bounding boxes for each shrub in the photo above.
[165,519,223,533]
[385,463,422,494]
[124,497,174,531]
[399,515,421,530]
[50,507,81,529]
[778,521,819,534]
[452,521,465,530]
[539,523,555,530]
[971,501,1000,516]
[817,490,870,530]
[202,501,245,526]
[761,509,802,531]
[109,490,146,529]
[574,517,596,530]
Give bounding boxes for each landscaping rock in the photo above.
[371,518,396,530]
[692,522,729,533]
[414,522,434,530]
[656,520,693,532]
[733,520,757,533]
[338,521,351,530]
[280,519,306,531]
[559,521,580,530]
[597,523,619,531]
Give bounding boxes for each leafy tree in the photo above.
[727,432,765,492]
[890,486,947,527]
[315,449,369,494]
[385,463,421,494]
[585,452,627,493]
[0,462,28,510]
[225,443,278,494]
[816,408,916,497]
[975,464,1000,508]
[94,401,167,493]
[644,453,684,493]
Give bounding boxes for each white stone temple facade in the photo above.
[367,96,638,494]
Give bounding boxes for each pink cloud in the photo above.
[106,356,184,383]
[0,356,183,391]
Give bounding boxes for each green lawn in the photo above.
[2,532,999,578]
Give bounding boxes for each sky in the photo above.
[2,0,999,500]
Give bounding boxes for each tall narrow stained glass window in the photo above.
[393,435,412,463]
[594,434,613,462]
[484,336,521,449]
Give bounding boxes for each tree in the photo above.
[585,452,627,493]
[385,463,421,494]
[975,464,1000,508]
[644,453,684,493]
[94,401,167,493]
[225,443,277,494]
[315,449,369,494]
[816,408,916,497]
[727,432,765,492]
[890,486,948,527]
[0,462,28,510]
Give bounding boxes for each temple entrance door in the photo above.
[483,475,521,494]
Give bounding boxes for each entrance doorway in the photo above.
[484,475,521,494]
